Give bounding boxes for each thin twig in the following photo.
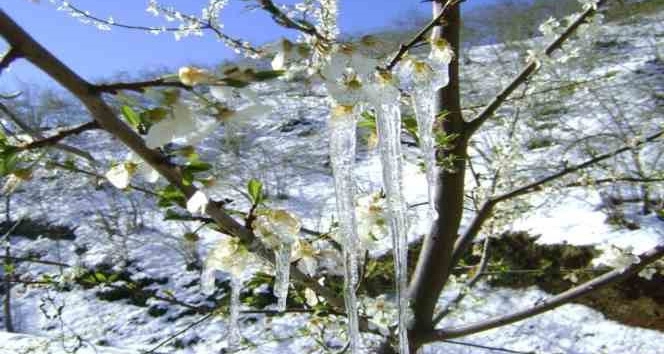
[17,121,99,151]
[0,47,20,74]
[142,312,215,354]
[450,128,664,268]
[465,0,607,135]
[384,0,463,71]
[442,339,535,354]
[93,78,191,94]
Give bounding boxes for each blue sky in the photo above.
[1,0,496,89]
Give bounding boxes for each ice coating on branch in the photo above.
[252,209,301,312]
[328,104,361,353]
[228,275,242,350]
[368,72,410,354]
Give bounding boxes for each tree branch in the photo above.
[16,121,99,151]
[63,2,262,57]
[0,255,71,268]
[465,0,607,136]
[384,0,462,71]
[0,101,96,161]
[0,47,20,74]
[256,0,324,41]
[426,243,664,342]
[450,128,664,272]
[93,78,191,94]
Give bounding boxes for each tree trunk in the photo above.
[409,0,466,347]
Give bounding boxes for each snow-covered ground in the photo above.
[1,7,663,354]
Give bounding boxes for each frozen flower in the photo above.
[105,161,135,189]
[105,152,160,189]
[186,190,209,214]
[145,102,196,148]
[538,17,560,39]
[270,39,310,71]
[364,70,400,108]
[400,57,434,85]
[304,287,319,307]
[253,209,301,249]
[292,239,319,276]
[578,0,599,10]
[362,295,396,335]
[429,38,454,66]
[178,66,216,86]
[201,236,254,293]
[355,192,389,250]
[638,267,656,281]
[593,244,640,271]
[320,46,379,106]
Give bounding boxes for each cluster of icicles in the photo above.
[327,52,451,353]
[198,47,451,352]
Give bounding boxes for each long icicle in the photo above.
[329,105,361,353]
[274,243,291,312]
[411,86,437,220]
[375,97,410,354]
[228,275,242,350]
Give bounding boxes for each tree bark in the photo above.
[408,0,467,346]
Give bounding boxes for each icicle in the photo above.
[411,86,437,220]
[274,243,291,312]
[329,104,361,353]
[372,83,410,354]
[228,275,242,350]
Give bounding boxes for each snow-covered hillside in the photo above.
[1,7,663,354]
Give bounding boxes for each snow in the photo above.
[1,8,663,354]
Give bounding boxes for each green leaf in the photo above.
[247,178,263,205]
[0,148,19,176]
[185,160,212,173]
[157,185,186,208]
[164,209,197,221]
[121,106,141,128]
[402,115,419,145]
[94,272,107,282]
[253,70,285,81]
[141,107,169,123]
[358,111,376,129]
[221,78,250,88]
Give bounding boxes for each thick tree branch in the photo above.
[426,243,664,342]
[465,0,607,136]
[450,128,664,271]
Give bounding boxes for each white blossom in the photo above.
[593,244,640,271]
[201,237,254,293]
[429,38,454,66]
[252,209,301,249]
[186,190,209,214]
